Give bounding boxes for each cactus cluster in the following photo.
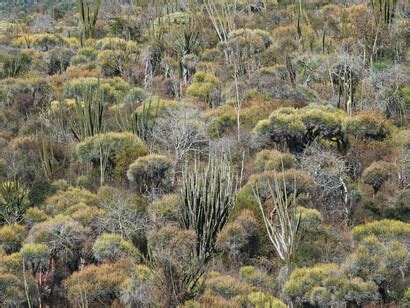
[181,156,238,262]
[77,0,101,41]
[69,82,105,141]
[0,179,29,224]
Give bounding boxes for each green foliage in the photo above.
[0,51,31,78]
[28,215,87,259]
[346,235,409,301]
[23,207,48,227]
[283,263,378,306]
[239,292,286,307]
[187,72,220,107]
[0,224,27,254]
[65,261,131,306]
[42,186,97,216]
[93,233,140,262]
[77,0,101,40]
[127,154,173,195]
[20,243,50,265]
[77,132,148,184]
[352,219,410,243]
[112,98,160,141]
[254,149,297,172]
[0,180,29,224]
[254,106,346,152]
[28,180,56,207]
[64,80,105,141]
[362,161,396,193]
[64,77,130,104]
[216,210,259,260]
[239,266,275,293]
[204,272,252,299]
[181,157,237,261]
[149,194,181,225]
[343,113,392,141]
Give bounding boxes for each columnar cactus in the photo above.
[181,157,237,262]
[77,0,101,41]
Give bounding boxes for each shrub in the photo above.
[28,216,88,259]
[362,161,397,193]
[65,261,131,306]
[127,154,173,195]
[0,224,26,253]
[77,132,148,184]
[254,149,297,172]
[283,263,378,306]
[93,233,140,262]
[149,194,181,225]
[42,187,97,216]
[187,71,220,107]
[239,266,275,293]
[204,273,253,299]
[343,113,392,141]
[352,219,410,243]
[28,180,56,206]
[20,243,50,265]
[23,207,48,227]
[254,106,346,152]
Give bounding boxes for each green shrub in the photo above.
[343,113,392,141]
[254,149,297,172]
[93,233,140,262]
[127,154,173,195]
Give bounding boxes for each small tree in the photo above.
[253,172,301,273]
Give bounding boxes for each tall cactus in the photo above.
[370,0,398,24]
[68,81,105,141]
[114,99,159,142]
[0,179,29,224]
[77,0,101,41]
[181,156,237,262]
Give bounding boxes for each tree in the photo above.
[0,224,27,254]
[0,180,29,225]
[65,261,131,306]
[342,112,392,141]
[253,106,346,153]
[254,149,297,172]
[330,51,361,115]
[151,106,209,174]
[97,186,149,241]
[300,143,352,223]
[203,0,237,61]
[147,225,200,306]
